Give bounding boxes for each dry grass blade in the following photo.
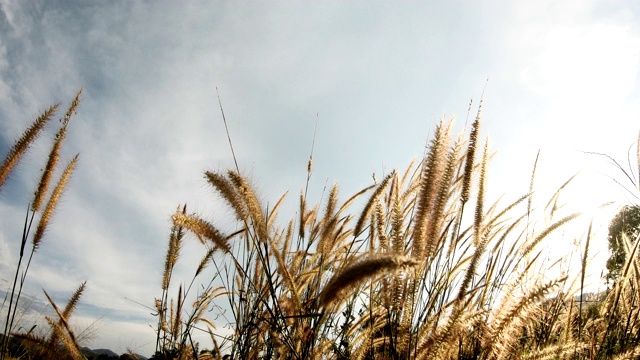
[126,349,141,360]
[43,283,85,360]
[611,345,640,360]
[172,285,183,341]
[0,104,58,189]
[578,219,593,340]
[44,317,84,360]
[194,247,216,277]
[520,212,581,259]
[149,103,640,359]
[544,173,578,216]
[483,193,530,231]
[33,154,79,249]
[520,341,588,360]
[457,233,489,303]
[10,331,47,349]
[318,255,418,308]
[600,232,640,350]
[337,182,377,218]
[416,299,478,359]
[216,87,239,173]
[527,150,540,224]
[486,277,567,358]
[269,237,302,311]
[267,191,288,228]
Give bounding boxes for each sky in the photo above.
[0,0,639,356]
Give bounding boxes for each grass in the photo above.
[0,90,84,360]
[152,100,640,359]
[2,94,640,359]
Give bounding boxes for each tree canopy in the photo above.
[606,205,640,284]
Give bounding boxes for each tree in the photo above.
[606,205,640,285]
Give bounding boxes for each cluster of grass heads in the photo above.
[4,93,640,359]
[0,91,92,360]
[152,102,640,359]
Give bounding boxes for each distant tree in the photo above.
[98,354,118,360]
[606,205,640,285]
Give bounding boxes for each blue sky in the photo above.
[0,0,639,356]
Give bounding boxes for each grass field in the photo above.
[2,95,640,359]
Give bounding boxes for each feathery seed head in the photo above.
[412,120,452,259]
[205,171,248,221]
[227,170,268,240]
[172,211,231,254]
[318,255,418,308]
[354,172,393,236]
[62,88,83,127]
[33,91,81,211]
[162,212,183,290]
[32,128,65,212]
[474,140,489,239]
[461,104,482,204]
[33,154,79,250]
[0,104,58,190]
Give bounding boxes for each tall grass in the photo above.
[154,103,639,359]
[0,90,82,360]
[11,282,88,360]
[3,93,639,359]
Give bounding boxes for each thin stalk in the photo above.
[578,219,593,341]
[0,206,33,360]
[216,87,239,174]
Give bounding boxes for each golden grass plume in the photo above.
[0,104,58,189]
[318,255,418,308]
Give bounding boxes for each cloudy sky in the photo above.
[0,0,639,356]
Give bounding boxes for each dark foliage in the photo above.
[606,205,640,284]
